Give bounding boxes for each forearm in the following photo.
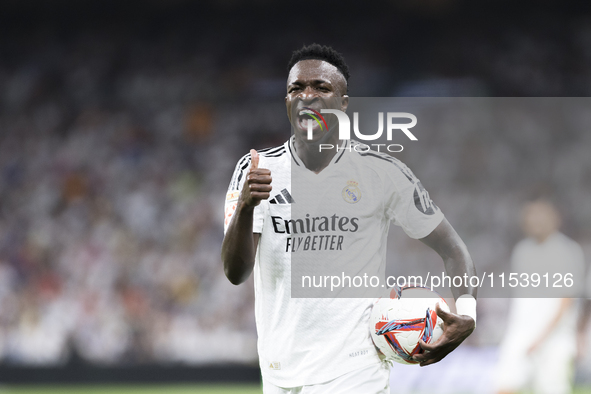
[441,242,477,300]
[421,218,477,300]
[413,236,477,367]
[221,149,271,285]
[221,201,257,285]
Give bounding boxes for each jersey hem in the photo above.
[260,359,385,388]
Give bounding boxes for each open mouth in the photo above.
[296,108,327,133]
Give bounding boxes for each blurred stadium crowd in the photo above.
[0,1,590,366]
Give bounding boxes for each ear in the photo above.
[285,95,292,122]
[340,95,349,113]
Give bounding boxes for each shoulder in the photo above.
[348,140,417,183]
[554,233,584,255]
[233,143,287,169]
[257,143,289,171]
[258,144,287,158]
[233,152,252,171]
[554,232,577,245]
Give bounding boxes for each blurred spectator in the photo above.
[495,201,585,394]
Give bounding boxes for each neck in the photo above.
[293,131,342,173]
[534,232,554,244]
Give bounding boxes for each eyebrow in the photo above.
[288,79,333,86]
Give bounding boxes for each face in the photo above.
[521,201,560,242]
[285,59,348,143]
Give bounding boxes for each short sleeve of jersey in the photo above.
[224,153,265,234]
[384,161,444,239]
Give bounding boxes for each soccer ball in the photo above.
[369,286,449,365]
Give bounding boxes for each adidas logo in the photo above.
[269,189,295,204]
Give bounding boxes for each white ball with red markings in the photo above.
[369,286,449,365]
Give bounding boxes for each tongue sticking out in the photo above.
[297,110,322,139]
[299,117,319,139]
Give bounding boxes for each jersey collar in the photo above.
[288,136,350,168]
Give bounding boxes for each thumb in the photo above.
[250,149,259,170]
[435,302,452,321]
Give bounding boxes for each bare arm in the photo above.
[413,218,477,366]
[419,218,477,299]
[221,204,261,285]
[221,150,271,285]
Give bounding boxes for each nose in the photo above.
[298,86,319,102]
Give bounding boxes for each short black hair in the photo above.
[287,43,350,84]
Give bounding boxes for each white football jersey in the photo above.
[500,232,585,353]
[224,137,444,387]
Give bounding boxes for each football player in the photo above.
[222,44,477,393]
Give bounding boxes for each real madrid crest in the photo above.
[342,180,361,204]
